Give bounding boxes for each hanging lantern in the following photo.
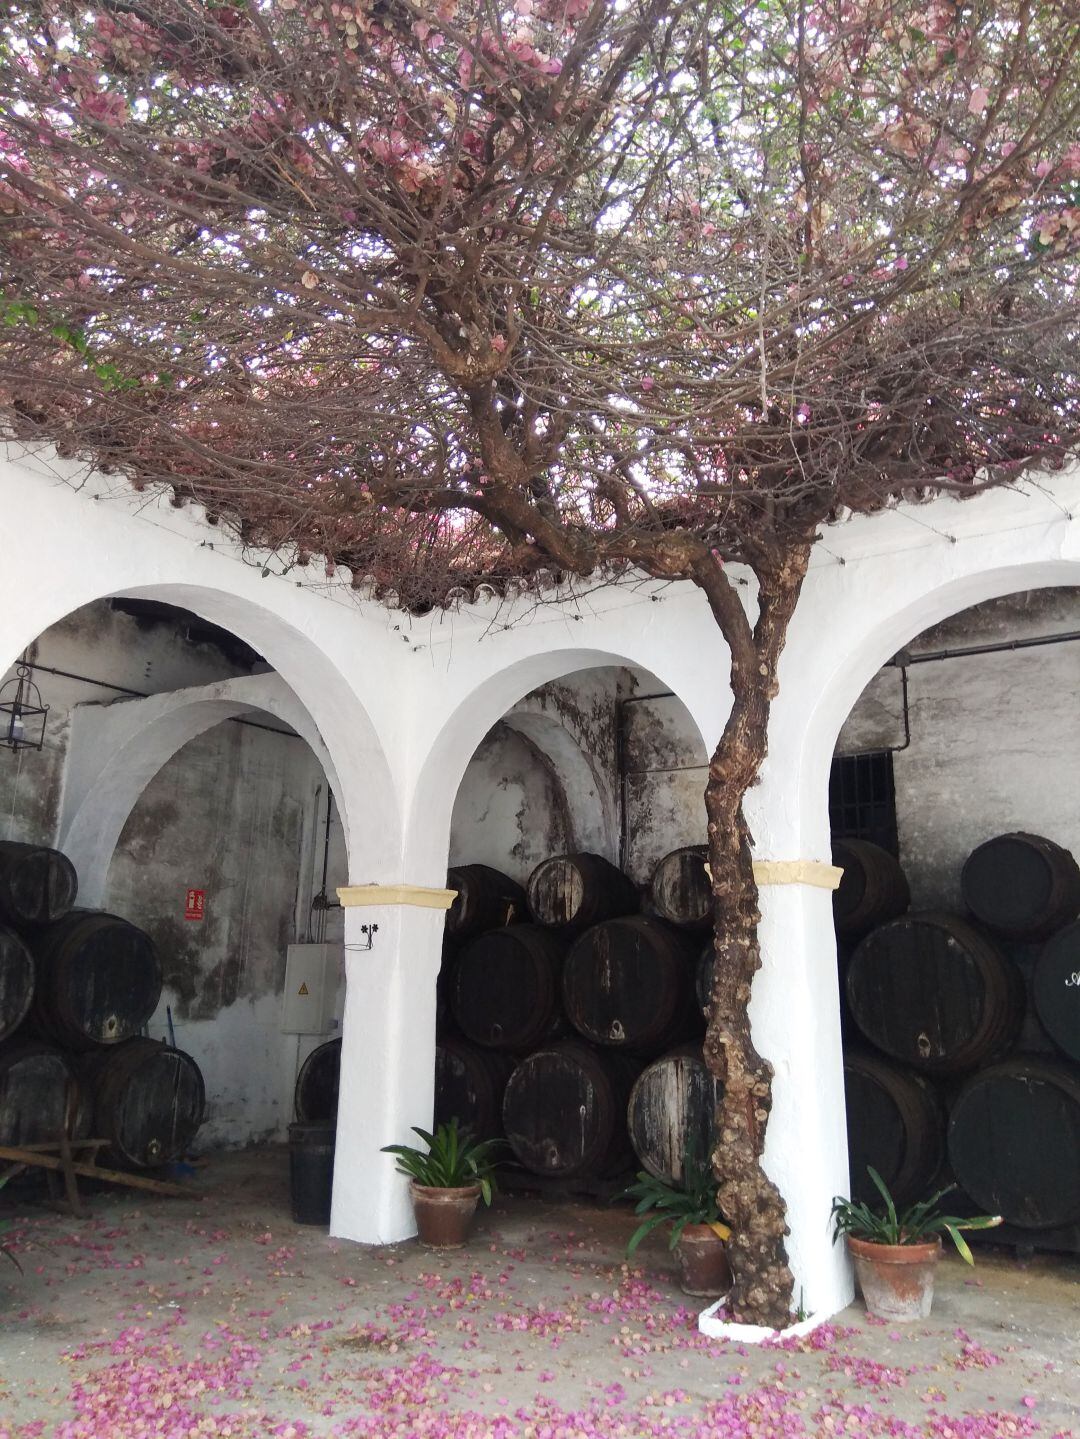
[0,656,48,752]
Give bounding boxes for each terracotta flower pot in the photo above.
[409,1181,481,1248]
[848,1235,942,1321]
[675,1224,733,1298]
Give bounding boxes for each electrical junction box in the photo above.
[281,943,345,1035]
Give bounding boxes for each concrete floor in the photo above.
[0,1149,1077,1438]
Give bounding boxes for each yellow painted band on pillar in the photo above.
[705,860,844,891]
[336,884,459,910]
[752,860,843,890]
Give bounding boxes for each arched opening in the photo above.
[0,597,355,1185]
[415,653,718,1241]
[448,664,708,885]
[0,573,401,881]
[817,580,1080,1261]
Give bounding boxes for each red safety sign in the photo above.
[184,888,206,921]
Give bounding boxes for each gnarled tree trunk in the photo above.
[697,543,813,1328]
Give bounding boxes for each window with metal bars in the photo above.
[829,751,899,857]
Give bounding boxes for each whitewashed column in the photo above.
[749,863,854,1320]
[329,886,453,1244]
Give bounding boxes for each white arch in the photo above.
[752,480,1080,1322]
[0,446,409,1249]
[404,647,713,883]
[59,672,340,902]
[500,709,618,856]
[0,447,403,881]
[793,558,1080,860]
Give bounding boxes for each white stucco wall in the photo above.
[104,718,347,1148]
[0,599,256,847]
[5,441,1080,1321]
[448,667,706,888]
[450,722,576,884]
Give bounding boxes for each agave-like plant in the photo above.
[831,1167,1002,1264]
[382,1119,502,1205]
[622,1144,732,1256]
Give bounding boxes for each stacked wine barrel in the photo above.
[421,849,718,1190]
[0,841,204,1169]
[835,830,1080,1249]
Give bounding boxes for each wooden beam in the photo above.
[0,1145,203,1199]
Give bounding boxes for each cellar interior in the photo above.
[0,598,348,1185]
[437,665,717,1197]
[835,586,1080,1256]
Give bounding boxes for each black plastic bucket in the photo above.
[288,1122,335,1225]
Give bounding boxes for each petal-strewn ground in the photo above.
[1,1151,1076,1438]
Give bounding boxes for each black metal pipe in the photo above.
[897,664,912,752]
[320,788,334,900]
[890,628,1080,666]
[852,627,1080,758]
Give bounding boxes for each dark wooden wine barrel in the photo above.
[562,916,700,1054]
[436,942,458,1036]
[843,1050,945,1207]
[1033,921,1080,1062]
[502,1041,642,1179]
[83,1038,204,1168]
[526,853,638,931]
[0,1040,92,1146]
[451,924,567,1050]
[435,1036,514,1140]
[948,1058,1080,1229]
[961,832,1080,941]
[832,839,910,940]
[294,1037,341,1123]
[649,847,712,930]
[0,922,35,1044]
[846,912,1022,1073]
[30,910,162,1049]
[445,865,527,940]
[626,1043,721,1186]
[0,841,78,928]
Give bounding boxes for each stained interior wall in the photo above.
[836,587,1080,908]
[0,601,256,845]
[449,723,576,883]
[449,665,708,891]
[104,720,347,1148]
[0,600,347,1150]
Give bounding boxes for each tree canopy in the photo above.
[2,1,1079,607]
[3,0,1080,1327]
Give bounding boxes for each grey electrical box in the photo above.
[281,943,344,1035]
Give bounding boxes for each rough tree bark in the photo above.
[449,442,819,1325]
[693,542,814,1328]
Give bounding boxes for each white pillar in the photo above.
[751,875,854,1320]
[329,896,449,1244]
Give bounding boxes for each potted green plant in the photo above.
[382,1119,501,1248]
[831,1167,1002,1321]
[623,1148,733,1298]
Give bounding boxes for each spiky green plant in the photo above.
[382,1119,502,1205]
[622,1144,731,1256]
[831,1167,1002,1265]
